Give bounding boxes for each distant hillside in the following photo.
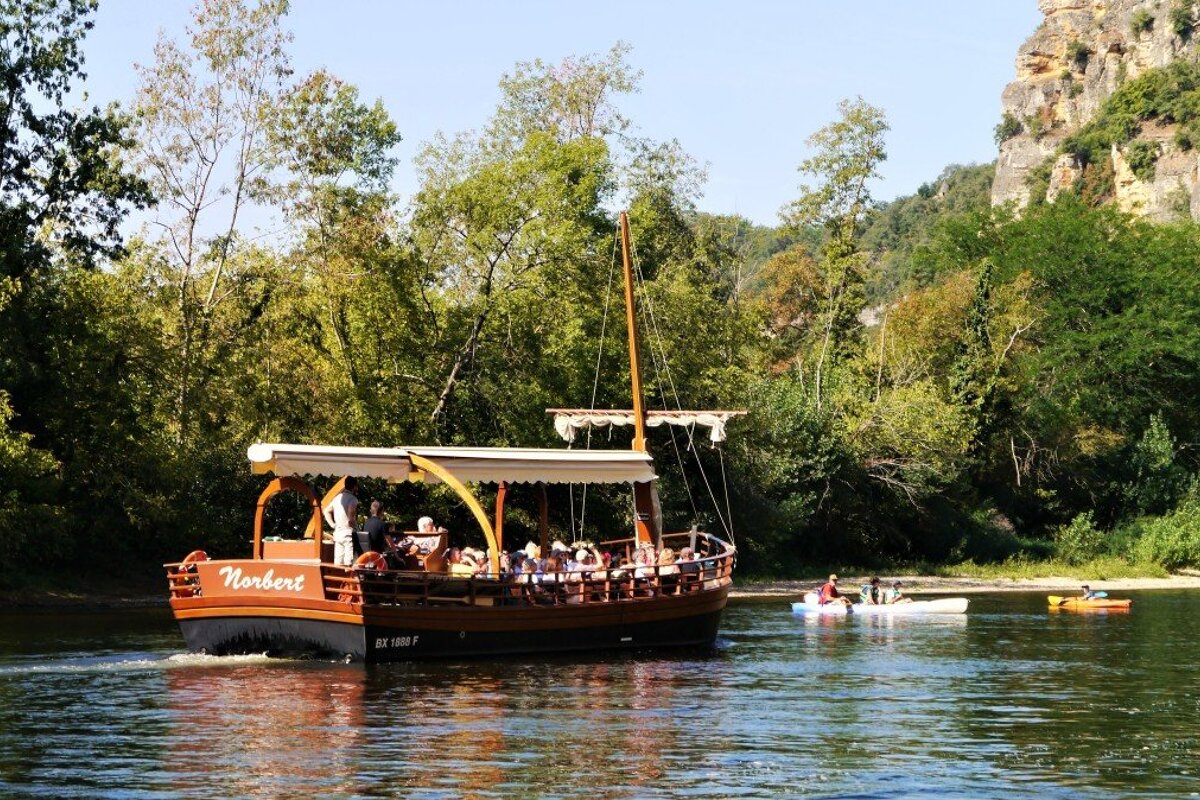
[861,162,995,300]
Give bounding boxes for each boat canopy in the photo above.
[548,409,747,444]
[247,443,657,485]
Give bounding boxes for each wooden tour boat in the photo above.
[164,213,740,661]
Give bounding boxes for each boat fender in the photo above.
[181,550,209,570]
[340,552,386,604]
[353,551,388,572]
[177,550,208,598]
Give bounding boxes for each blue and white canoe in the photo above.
[792,592,968,615]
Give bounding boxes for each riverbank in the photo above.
[731,572,1200,598]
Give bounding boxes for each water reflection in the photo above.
[165,662,366,796]
[0,595,1197,797]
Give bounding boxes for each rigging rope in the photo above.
[576,229,621,539]
[627,230,734,538]
[718,444,736,547]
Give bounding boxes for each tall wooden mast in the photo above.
[619,211,658,544]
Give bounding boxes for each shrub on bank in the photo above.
[1133,496,1200,569]
[1054,511,1106,565]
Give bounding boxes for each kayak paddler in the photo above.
[860,576,883,605]
[884,580,913,604]
[818,573,851,607]
[1079,584,1098,600]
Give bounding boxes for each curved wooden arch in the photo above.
[253,476,323,560]
[407,453,498,575]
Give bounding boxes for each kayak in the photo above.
[793,593,968,615]
[1048,595,1132,609]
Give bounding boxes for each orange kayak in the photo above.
[1047,595,1132,609]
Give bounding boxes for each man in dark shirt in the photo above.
[364,500,389,553]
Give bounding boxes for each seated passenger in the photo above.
[1079,584,1097,600]
[542,555,565,584]
[461,547,483,572]
[677,547,701,587]
[446,547,475,577]
[883,580,913,604]
[658,548,680,594]
[633,542,657,579]
[818,573,852,607]
[860,576,883,605]
[519,558,542,584]
[539,555,566,602]
[658,548,680,575]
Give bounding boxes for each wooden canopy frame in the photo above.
[253,476,323,560]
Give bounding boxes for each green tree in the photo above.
[0,0,149,278]
[782,97,888,408]
[1124,414,1188,516]
[131,0,292,443]
[0,0,148,581]
[267,68,409,439]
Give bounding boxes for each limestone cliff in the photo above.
[992,0,1200,219]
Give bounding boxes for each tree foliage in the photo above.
[10,7,1200,588]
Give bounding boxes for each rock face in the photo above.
[992,0,1200,219]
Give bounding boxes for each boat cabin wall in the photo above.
[262,539,331,562]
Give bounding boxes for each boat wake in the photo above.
[0,651,276,676]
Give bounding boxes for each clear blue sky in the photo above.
[80,0,1041,227]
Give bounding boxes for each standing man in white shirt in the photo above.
[323,476,359,566]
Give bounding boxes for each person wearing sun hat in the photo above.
[818,573,851,606]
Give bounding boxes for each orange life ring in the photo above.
[176,550,208,598]
[353,551,388,572]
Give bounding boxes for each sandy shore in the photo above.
[731,573,1200,598]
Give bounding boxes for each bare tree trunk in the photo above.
[430,309,490,425]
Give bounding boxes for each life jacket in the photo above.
[818,582,837,604]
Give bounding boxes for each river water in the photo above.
[0,591,1196,798]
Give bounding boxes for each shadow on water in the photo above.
[0,593,1197,797]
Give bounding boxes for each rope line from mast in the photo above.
[627,227,734,538]
[577,229,622,539]
[627,232,700,522]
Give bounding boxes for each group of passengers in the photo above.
[442,539,704,602]
[325,479,707,601]
[816,573,911,607]
[510,540,703,602]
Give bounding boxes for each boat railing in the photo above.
[164,531,735,606]
[340,532,735,607]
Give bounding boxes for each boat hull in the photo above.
[1047,595,1132,610]
[792,594,968,615]
[174,586,729,662]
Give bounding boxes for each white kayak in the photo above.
[792,592,968,615]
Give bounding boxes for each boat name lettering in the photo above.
[218,565,306,593]
[375,635,419,649]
